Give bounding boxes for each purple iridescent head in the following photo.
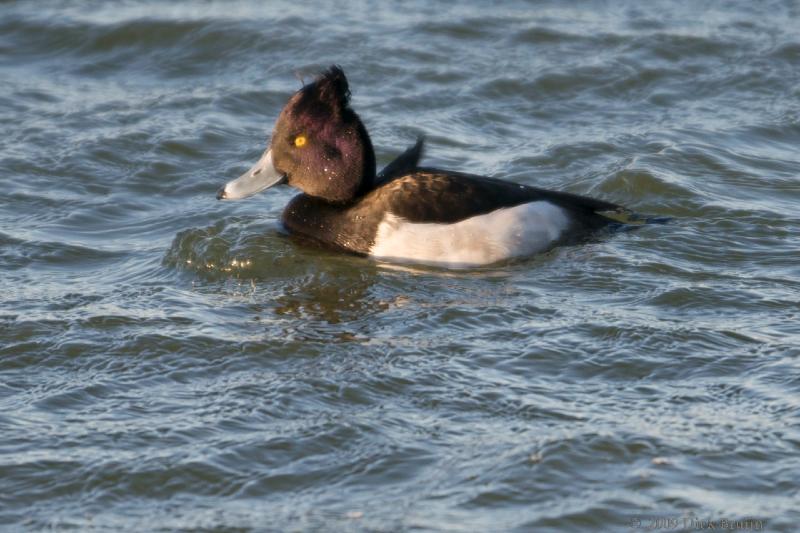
[217,66,376,204]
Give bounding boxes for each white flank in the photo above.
[369,201,570,268]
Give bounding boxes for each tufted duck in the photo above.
[217,66,636,268]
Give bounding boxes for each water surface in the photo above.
[2,0,800,531]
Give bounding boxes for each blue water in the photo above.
[2,1,800,531]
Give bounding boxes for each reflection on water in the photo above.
[273,271,388,326]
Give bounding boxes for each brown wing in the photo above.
[365,169,626,224]
[376,137,425,185]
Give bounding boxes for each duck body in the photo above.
[218,66,632,268]
[282,167,622,267]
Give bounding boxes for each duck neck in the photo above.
[354,119,376,198]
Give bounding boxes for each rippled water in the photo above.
[2,0,800,530]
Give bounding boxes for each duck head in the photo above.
[217,66,376,203]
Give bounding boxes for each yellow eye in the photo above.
[294,135,307,147]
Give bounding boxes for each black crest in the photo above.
[304,65,351,113]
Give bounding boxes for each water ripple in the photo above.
[2,0,800,530]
